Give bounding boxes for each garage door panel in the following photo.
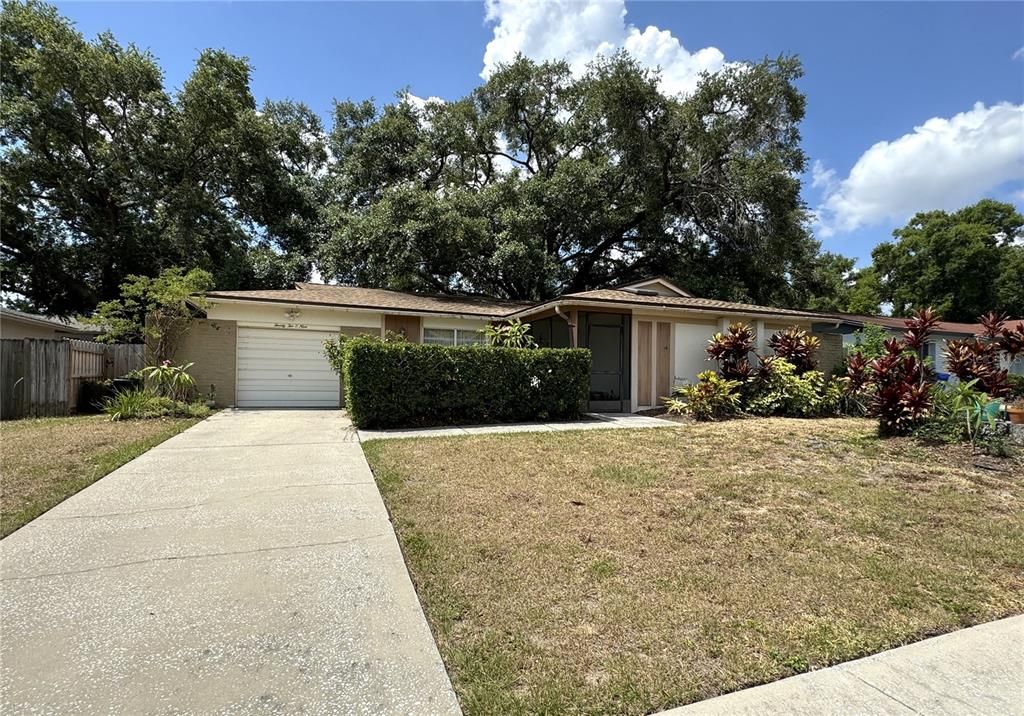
[237,340,330,351]
[240,398,340,408]
[236,327,342,408]
[237,369,338,380]
[236,360,333,371]
[237,382,341,393]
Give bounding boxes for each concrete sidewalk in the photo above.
[658,615,1024,716]
[358,412,676,440]
[1,410,460,715]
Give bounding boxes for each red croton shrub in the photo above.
[706,323,756,380]
[768,327,820,375]
[707,323,824,380]
[945,312,1024,398]
[845,308,942,435]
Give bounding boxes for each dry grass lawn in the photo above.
[1,415,199,537]
[363,417,1024,716]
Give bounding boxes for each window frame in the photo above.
[422,327,487,347]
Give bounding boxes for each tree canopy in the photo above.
[868,200,1024,321]
[320,53,840,306]
[1,0,325,315]
[5,0,1016,322]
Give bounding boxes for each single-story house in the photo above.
[0,308,100,340]
[826,313,1024,378]
[180,278,849,411]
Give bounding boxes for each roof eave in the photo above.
[509,297,831,323]
[204,295,513,321]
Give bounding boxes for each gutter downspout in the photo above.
[554,305,577,348]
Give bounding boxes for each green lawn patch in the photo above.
[363,417,1024,715]
[1,415,200,537]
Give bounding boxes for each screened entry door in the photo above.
[582,313,630,412]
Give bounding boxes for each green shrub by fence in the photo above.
[334,338,591,429]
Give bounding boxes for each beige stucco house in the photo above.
[180,278,848,411]
[0,308,98,340]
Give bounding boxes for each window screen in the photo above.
[423,328,455,346]
[455,330,486,346]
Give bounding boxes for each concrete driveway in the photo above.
[0,410,460,714]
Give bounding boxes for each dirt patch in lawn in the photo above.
[1,415,199,537]
[363,417,1024,715]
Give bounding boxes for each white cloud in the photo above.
[810,159,837,191]
[814,101,1024,236]
[1012,46,1024,61]
[402,92,445,113]
[481,0,725,97]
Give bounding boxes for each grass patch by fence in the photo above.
[0,415,199,537]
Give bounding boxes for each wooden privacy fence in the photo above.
[1,339,144,419]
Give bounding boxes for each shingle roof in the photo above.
[513,289,837,320]
[205,283,527,317]
[820,313,1024,337]
[204,283,846,321]
[0,307,95,333]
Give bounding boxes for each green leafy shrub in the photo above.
[484,318,537,349]
[665,371,742,421]
[847,324,889,361]
[330,337,591,428]
[136,361,196,401]
[103,388,211,421]
[85,267,213,361]
[104,389,156,421]
[746,358,842,417]
[1008,374,1024,400]
[914,379,992,444]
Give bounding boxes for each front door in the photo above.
[581,312,630,412]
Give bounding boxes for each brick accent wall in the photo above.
[814,332,845,377]
[176,319,237,407]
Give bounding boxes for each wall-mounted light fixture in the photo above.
[285,308,301,321]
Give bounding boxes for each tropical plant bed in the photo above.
[363,418,1023,716]
[0,415,200,538]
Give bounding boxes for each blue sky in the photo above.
[56,1,1024,266]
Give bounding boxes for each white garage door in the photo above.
[236,327,340,408]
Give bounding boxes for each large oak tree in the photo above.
[1,0,325,314]
[319,53,839,306]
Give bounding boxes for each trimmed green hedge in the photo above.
[334,338,591,429]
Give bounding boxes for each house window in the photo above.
[456,330,486,346]
[423,328,486,346]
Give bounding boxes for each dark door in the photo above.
[581,312,630,412]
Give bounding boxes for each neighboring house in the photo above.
[0,308,99,340]
[181,278,846,411]
[830,313,1024,378]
